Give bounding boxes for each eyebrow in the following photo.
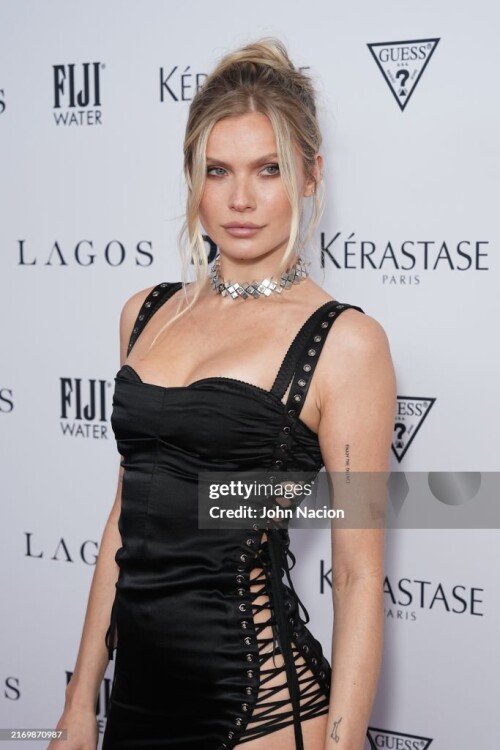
[206,153,278,167]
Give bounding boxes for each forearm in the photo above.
[64,513,122,711]
[323,575,384,750]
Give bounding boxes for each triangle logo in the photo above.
[392,396,436,462]
[367,38,440,111]
[367,727,433,749]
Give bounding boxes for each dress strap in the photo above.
[126,281,183,356]
[271,300,365,419]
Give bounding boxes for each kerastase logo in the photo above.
[60,377,111,439]
[320,568,484,620]
[367,38,440,111]
[160,64,207,102]
[53,62,104,126]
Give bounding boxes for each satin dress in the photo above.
[102,281,364,750]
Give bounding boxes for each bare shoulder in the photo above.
[315,306,395,398]
[118,283,159,364]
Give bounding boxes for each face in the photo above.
[198,111,318,267]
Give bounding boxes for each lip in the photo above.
[222,222,263,238]
[223,222,262,228]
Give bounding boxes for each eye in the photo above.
[262,163,280,176]
[206,166,227,177]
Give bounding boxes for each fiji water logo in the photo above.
[53,62,104,126]
[60,377,111,438]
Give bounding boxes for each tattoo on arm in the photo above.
[330,715,342,743]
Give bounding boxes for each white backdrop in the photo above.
[1,1,499,748]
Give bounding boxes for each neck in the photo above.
[209,252,308,300]
[215,253,299,283]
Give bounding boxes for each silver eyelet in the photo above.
[252,523,259,531]
[338,304,345,309]
[241,621,249,629]
[312,657,318,665]
[240,553,247,562]
[138,314,145,321]
[145,301,152,308]
[321,321,328,328]
[293,394,302,402]
[152,290,159,297]
[303,644,309,653]
[297,379,306,387]
[308,348,316,356]
[245,686,253,695]
[287,409,296,416]
[227,731,234,739]
[313,335,322,343]
[247,669,254,678]
[319,670,325,678]
[282,425,291,434]
[328,310,335,317]
[235,718,243,727]
[275,459,283,467]
[239,603,247,612]
[241,703,249,712]
[244,637,252,645]
[280,443,287,450]
[246,538,253,546]
[238,588,245,597]
[236,574,244,583]
[133,327,138,333]
[245,654,253,662]
[303,364,312,372]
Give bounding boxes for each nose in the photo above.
[229,175,256,212]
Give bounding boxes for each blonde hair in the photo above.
[149,36,325,350]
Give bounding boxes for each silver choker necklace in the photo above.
[209,253,309,299]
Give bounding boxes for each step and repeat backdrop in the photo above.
[1,1,498,748]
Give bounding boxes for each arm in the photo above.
[316,311,397,750]
[48,286,155,747]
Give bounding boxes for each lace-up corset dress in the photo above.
[102,281,364,750]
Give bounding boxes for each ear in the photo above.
[303,153,323,197]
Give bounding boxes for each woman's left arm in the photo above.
[316,311,397,750]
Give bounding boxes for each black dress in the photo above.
[102,281,364,750]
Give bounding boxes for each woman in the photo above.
[49,38,396,750]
